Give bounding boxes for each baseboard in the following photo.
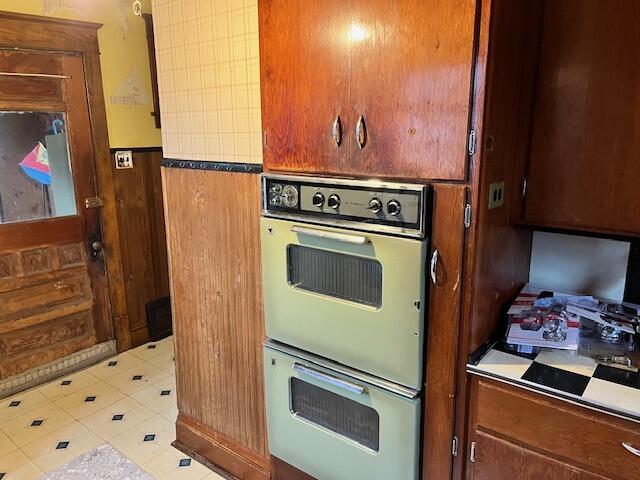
[271,457,317,480]
[0,340,116,398]
[176,413,271,480]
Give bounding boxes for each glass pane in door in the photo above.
[0,111,77,224]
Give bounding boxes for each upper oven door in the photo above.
[261,216,427,389]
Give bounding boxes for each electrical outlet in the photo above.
[488,181,505,209]
[115,150,133,169]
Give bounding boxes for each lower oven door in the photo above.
[261,216,427,389]
[264,345,420,480]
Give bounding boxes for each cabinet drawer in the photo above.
[0,273,91,321]
[473,379,640,479]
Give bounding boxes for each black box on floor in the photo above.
[146,296,172,341]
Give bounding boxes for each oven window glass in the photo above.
[290,377,380,451]
[287,245,382,307]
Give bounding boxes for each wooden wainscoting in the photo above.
[162,165,269,479]
[112,148,169,346]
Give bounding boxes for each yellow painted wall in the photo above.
[0,0,162,148]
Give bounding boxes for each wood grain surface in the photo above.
[259,0,477,181]
[113,148,169,346]
[162,167,268,477]
[259,0,351,174]
[343,0,477,181]
[523,0,640,236]
[422,184,466,480]
[0,45,112,380]
[0,11,100,54]
[468,377,640,480]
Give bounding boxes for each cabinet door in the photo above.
[523,1,640,235]
[259,0,352,174]
[338,0,477,180]
[472,431,610,480]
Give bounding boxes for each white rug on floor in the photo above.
[40,444,153,480]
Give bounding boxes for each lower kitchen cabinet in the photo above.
[472,431,607,480]
[467,377,640,480]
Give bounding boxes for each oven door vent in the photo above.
[287,245,382,307]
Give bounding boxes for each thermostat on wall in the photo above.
[115,150,134,169]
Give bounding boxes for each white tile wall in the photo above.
[152,0,262,163]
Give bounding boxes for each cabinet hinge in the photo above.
[469,441,477,463]
[452,435,459,457]
[464,203,472,228]
[468,129,477,156]
[521,177,528,198]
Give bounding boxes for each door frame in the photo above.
[0,11,131,351]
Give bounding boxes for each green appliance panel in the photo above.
[264,346,420,480]
[261,216,427,389]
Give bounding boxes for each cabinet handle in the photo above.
[294,363,366,395]
[355,115,367,149]
[430,249,439,285]
[622,442,640,457]
[332,115,342,148]
[291,225,369,245]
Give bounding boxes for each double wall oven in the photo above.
[261,174,430,480]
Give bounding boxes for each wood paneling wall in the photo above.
[112,148,169,346]
[466,0,540,354]
[162,166,269,479]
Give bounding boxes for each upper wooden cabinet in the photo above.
[259,0,478,181]
[518,0,640,236]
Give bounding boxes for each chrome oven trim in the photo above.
[265,339,420,399]
[261,173,428,239]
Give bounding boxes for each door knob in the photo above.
[91,241,103,253]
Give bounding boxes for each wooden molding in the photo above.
[83,53,130,351]
[0,11,101,54]
[176,414,271,480]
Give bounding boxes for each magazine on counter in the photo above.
[506,308,580,350]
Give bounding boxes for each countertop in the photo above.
[467,341,640,424]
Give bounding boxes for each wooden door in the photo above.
[522,0,640,236]
[0,50,111,379]
[341,0,477,180]
[259,0,352,174]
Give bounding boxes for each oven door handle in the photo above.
[293,363,366,395]
[291,226,369,245]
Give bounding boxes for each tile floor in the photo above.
[0,336,223,480]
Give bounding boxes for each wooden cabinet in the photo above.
[517,0,640,236]
[467,377,640,480]
[472,431,607,480]
[259,0,477,180]
[259,0,350,174]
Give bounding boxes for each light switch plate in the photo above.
[488,181,505,209]
[115,150,133,169]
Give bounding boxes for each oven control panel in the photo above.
[262,174,428,238]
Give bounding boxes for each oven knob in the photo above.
[312,192,325,208]
[327,194,341,209]
[368,198,383,214]
[387,199,402,216]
